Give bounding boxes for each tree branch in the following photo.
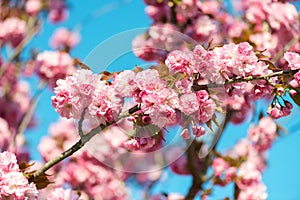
[185,140,203,200]
[192,69,295,91]
[32,139,84,178]
[31,104,141,178]
[31,68,294,184]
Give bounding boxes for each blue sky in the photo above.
[25,1,300,199]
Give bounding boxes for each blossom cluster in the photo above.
[135,0,299,63]
[266,51,300,119]
[165,42,275,123]
[0,0,299,199]
[0,151,38,199]
[52,64,219,144]
[50,27,81,50]
[240,0,299,57]
[211,117,277,199]
[38,119,128,199]
[35,51,76,88]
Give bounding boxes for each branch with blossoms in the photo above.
[29,41,300,198]
[0,0,300,199]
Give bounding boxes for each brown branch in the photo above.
[32,139,84,178]
[192,70,295,91]
[185,110,233,199]
[31,67,293,185]
[185,140,203,200]
[32,104,141,178]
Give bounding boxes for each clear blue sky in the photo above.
[25,1,300,199]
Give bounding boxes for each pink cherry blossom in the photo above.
[212,157,229,176]
[238,183,268,200]
[48,0,68,23]
[50,28,81,49]
[134,69,179,127]
[122,137,156,151]
[145,3,171,22]
[196,90,215,124]
[1,171,31,199]
[35,51,76,88]
[52,77,75,119]
[267,106,284,119]
[175,0,200,24]
[193,16,218,41]
[225,167,237,183]
[165,50,196,75]
[179,93,199,115]
[180,128,190,140]
[248,117,277,151]
[237,162,262,190]
[47,188,79,200]
[113,70,137,97]
[0,151,19,173]
[200,0,221,15]
[192,126,206,137]
[52,69,112,120]
[88,83,123,125]
[132,23,183,61]
[0,152,38,199]
[25,0,42,15]
[0,17,27,48]
[60,151,128,199]
[284,52,300,70]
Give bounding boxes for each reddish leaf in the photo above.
[74,58,91,70]
[100,71,112,81]
[133,65,143,73]
[259,59,277,71]
[19,161,35,171]
[28,172,53,190]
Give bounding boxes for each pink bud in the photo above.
[25,0,41,15]
[180,128,190,140]
[192,126,205,137]
[277,87,285,94]
[142,116,151,124]
[284,101,293,110]
[289,79,300,88]
[212,157,229,176]
[282,107,291,116]
[267,107,283,119]
[290,89,297,96]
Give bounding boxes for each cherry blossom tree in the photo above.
[0,0,299,199]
